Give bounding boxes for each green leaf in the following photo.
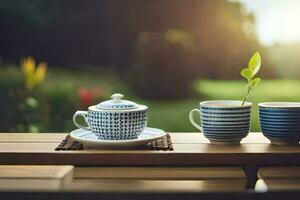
[240,68,252,80]
[240,51,262,105]
[25,97,39,108]
[251,77,261,88]
[248,51,261,75]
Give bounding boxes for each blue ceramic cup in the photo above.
[73,94,147,140]
[259,102,300,145]
[189,100,252,145]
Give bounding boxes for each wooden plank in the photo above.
[0,143,300,166]
[0,129,300,199]
[0,132,270,144]
[1,151,300,166]
[0,133,300,153]
[0,179,246,192]
[74,167,246,180]
[0,166,246,192]
[0,133,66,143]
[63,179,246,192]
[258,167,300,179]
[169,133,207,143]
[172,132,270,144]
[0,133,299,167]
[0,179,66,191]
[1,141,300,154]
[257,167,300,192]
[0,165,74,191]
[0,165,73,179]
[263,180,300,191]
[0,142,60,152]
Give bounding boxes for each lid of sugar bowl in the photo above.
[95,93,146,110]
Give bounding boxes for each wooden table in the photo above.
[0,132,300,200]
[257,167,300,191]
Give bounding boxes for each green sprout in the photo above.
[240,51,261,106]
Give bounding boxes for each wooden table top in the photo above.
[0,132,299,166]
[0,133,300,199]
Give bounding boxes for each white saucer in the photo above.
[70,127,167,149]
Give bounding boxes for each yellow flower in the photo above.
[21,56,35,76]
[35,62,47,83]
[21,56,47,91]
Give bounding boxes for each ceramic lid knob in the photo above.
[95,93,139,110]
[111,93,124,103]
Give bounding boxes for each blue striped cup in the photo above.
[259,102,300,145]
[189,100,252,145]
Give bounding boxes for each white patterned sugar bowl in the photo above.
[73,93,147,140]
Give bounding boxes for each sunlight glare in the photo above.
[241,0,300,45]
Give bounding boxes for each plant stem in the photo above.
[242,84,251,106]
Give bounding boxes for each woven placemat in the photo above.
[55,134,173,151]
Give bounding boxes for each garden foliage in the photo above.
[0,60,106,132]
[0,0,273,98]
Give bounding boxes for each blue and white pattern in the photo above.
[189,100,251,144]
[200,104,251,144]
[73,94,148,140]
[259,102,300,145]
[88,110,147,140]
[70,127,166,149]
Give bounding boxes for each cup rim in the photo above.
[259,102,300,108]
[200,100,252,108]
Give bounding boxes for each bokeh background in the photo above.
[1,0,300,133]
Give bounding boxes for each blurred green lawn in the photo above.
[49,69,300,132]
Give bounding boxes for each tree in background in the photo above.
[0,0,273,98]
[125,0,272,98]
